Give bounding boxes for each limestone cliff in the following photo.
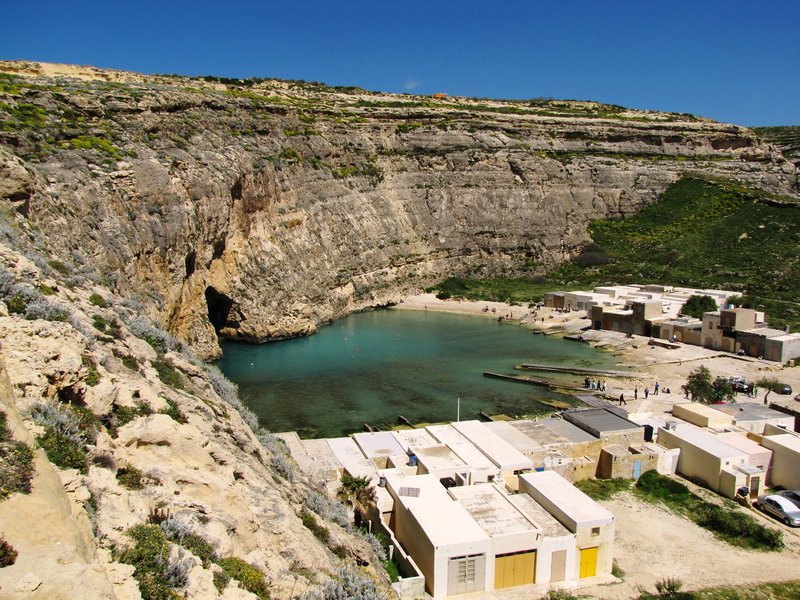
[0,248,387,598]
[0,61,796,359]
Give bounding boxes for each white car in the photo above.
[756,494,800,527]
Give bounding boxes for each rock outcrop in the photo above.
[0,61,796,358]
[0,256,386,598]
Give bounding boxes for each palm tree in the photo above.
[336,474,376,527]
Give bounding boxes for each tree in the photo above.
[680,294,718,319]
[681,366,733,404]
[336,474,376,527]
[681,366,714,403]
[756,377,783,404]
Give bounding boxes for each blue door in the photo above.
[633,460,642,480]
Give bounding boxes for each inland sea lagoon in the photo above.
[216,308,623,438]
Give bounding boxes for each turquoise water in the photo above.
[216,309,620,438]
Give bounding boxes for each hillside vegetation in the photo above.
[432,176,800,331]
[754,126,800,164]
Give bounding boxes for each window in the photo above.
[591,527,600,536]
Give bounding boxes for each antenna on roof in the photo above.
[457,396,461,422]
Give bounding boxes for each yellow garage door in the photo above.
[579,547,598,578]
[494,550,536,589]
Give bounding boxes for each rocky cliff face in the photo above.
[0,249,387,598]
[0,61,797,360]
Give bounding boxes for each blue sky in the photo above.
[2,1,798,126]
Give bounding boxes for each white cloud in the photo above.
[403,79,421,91]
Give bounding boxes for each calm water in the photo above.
[216,309,621,438]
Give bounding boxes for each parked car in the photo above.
[776,490,800,509]
[776,383,792,395]
[755,494,800,526]
[727,376,753,394]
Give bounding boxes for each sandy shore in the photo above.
[398,293,800,597]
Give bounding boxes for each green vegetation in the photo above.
[681,366,735,404]
[428,276,562,305]
[753,126,800,161]
[89,293,108,308]
[429,177,800,331]
[300,510,330,543]
[151,359,183,389]
[635,471,783,551]
[47,259,69,275]
[680,294,718,319]
[83,356,100,387]
[0,411,35,500]
[217,557,270,599]
[66,135,123,160]
[0,101,48,130]
[574,478,631,500]
[636,579,800,600]
[755,376,785,402]
[117,465,145,490]
[117,524,183,599]
[37,427,89,474]
[160,399,187,423]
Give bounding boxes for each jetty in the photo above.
[515,363,637,377]
[483,371,588,395]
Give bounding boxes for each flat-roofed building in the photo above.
[672,403,735,429]
[519,471,615,580]
[326,437,377,480]
[413,444,469,482]
[656,423,753,496]
[760,433,800,490]
[714,431,773,472]
[385,473,491,598]
[451,420,534,476]
[353,431,408,469]
[713,403,795,434]
[449,483,575,591]
[392,428,439,453]
[484,420,547,467]
[512,418,601,458]
[563,409,644,446]
[426,424,499,483]
[275,432,342,481]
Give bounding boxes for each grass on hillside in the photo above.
[634,470,783,551]
[574,478,632,501]
[430,177,800,332]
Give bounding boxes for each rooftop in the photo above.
[352,431,406,459]
[713,403,792,422]
[512,417,598,445]
[520,471,615,528]
[451,420,534,471]
[326,437,377,479]
[659,423,747,459]
[564,408,643,434]
[762,433,800,453]
[391,428,439,452]
[413,444,467,471]
[449,484,541,538]
[483,421,546,455]
[426,424,498,471]
[385,473,489,547]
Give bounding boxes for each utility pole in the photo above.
[457,396,460,422]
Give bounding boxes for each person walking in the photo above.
[619,393,626,406]
[654,381,660,395]
[644,387,649,399]
[634,387,638,401]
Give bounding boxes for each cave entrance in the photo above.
[205,286,240,333]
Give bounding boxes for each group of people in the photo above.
[583,377,606,391]
[634,382,671,400]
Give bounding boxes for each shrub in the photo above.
[574,478,631,501]
[300,511,330,543]
[25,296,68,321]
[360,531,387,562]
[89,293,108,308]
[83,356,100,387]
[122,355,140,371]
[217,557,270,599]
[48,259,69,275]
[271,454,294,482]
[6,292,31,314]
[0,440,35,499]
[152,359,183,389]
[213,570,230,593]
[306,563,383,600]
[127,316,181,354]
[92,453,116,470]
[160,399,187,423]
[37,427,88,473]
[29,400,95,445]
[0,536,18,567]
[117,524,183,599]
[117,465,145,490]
[205,365,259,430]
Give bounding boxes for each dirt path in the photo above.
[580,492,800,598]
